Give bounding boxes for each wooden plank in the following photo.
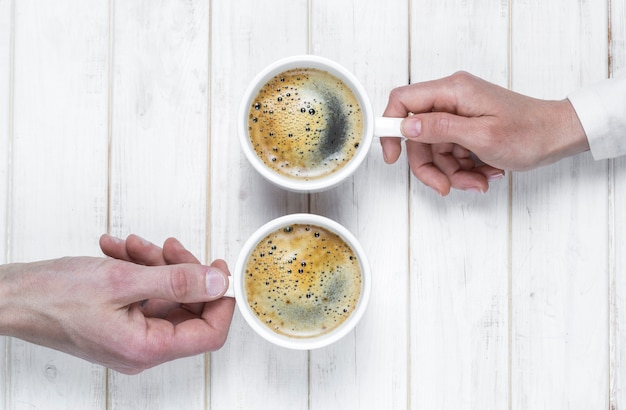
[408,1,511,409]
[8,0,109,408]
[208,1,310,409]
[0,0,11,407]
[610,0,626,407]
[511,0,610,408]
[307,0,410,409]
[107,0,210,408]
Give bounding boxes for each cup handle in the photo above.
[373,117,406,140]
[223,276,235,298]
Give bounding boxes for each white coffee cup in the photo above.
[238,55,404,193]
[224,213,371,350]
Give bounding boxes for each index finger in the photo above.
[384,79,453,119]
[381,78,457,165]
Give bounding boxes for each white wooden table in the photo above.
[1,0,625,408]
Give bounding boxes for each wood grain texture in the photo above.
[7,0,109,408]
[0,0,622,408]
[209,1,310,409]
[611,0,626,408]
[511,0,610,408]
[0,0,10,405]
[409,1,510,409]
[308,1,410,409]
[107,0,209,408]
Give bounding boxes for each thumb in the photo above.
[401,113,478,148]
[121,263,230,304]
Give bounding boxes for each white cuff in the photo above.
[567,74,626,160]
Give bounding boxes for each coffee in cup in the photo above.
[246,67,364,181]
[243,222,362,338]
[239,55,404,193]
[227,213,371,350]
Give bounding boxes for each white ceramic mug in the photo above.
[224,213,371,350]
[238,55,404,193]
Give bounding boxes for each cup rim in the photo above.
[233,213,372,350]
[238,55,375,193]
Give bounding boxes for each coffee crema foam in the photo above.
[247,67,364,180]
[244,224,362,338]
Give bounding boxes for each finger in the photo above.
[141,299,180,318]
[163,238,211,321]
[476,164,506,182]
[197,294,236,341]
[98,234,172,317]
[405,141,451,196]
[429,145,487,193]
[196,259,235,339]
[401,114,488,156]
[457,157,476,171]
[143,306,234,362]
[380,136,402,164]
[385,76,467,120]
[447,170,489,193]
[162,237,200,265]
[161,240,207,317]
[143,237,202,318]
[114,263,229,305]
[144,261,236,358]
[452,144,472,161]
[125,234,167,266]
[189,259,234,318]
[127,236,186,317]
[385,81,443,118]
[451,145,475,171]
[100,234,131,261]
[146,260,232,318]
[431,143,461,176]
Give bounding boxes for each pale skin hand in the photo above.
[381,71,590,196]
[0,234,235,375]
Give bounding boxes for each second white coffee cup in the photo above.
[224,213,371,350]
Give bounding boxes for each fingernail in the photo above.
[467,187,485,194]
[413,118,422,136]
[488,173,505,182]
[137,235,152,246]
[106,234,121,244]
[206,267,227,298]
[402,118,421,139]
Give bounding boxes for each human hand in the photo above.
[0,235,234,375]
[381,71,590,195]
[99,234,233,321]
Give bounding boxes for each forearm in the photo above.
[0,260,65,344]
[546,98,590,165]
[0,262,24,337]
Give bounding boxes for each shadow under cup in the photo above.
[238,55,375,193]
[232,214,372,350]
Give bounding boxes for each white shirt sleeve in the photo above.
[567,73,626,160]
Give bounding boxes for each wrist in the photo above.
[0,262,39,338]
[548,99,590,163]
[0,263,18,336]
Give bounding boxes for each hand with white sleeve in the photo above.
[381,71,591,196]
